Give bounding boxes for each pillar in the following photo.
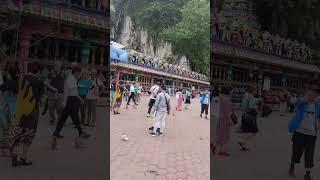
[81,43,90,65]
[172,80,175,91]
[91,47,96,65]
[74,45,79,63]
[63,41,70,62]
[18,28,32,75]
[100,47,104,65]
[54,39,60,61]
[44,38,51,59]
[115,70,120,87]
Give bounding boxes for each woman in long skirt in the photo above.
[213,86,233,156]
[175,89,184,111]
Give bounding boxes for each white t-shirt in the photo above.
[129,85,135,94]
[64,74,78,97]
[297,103,317,136]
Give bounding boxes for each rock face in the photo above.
[111,0,189,67]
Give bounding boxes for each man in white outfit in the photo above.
[149,84,170,137]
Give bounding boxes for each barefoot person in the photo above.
[10,62,57,166]
[288,83,320,180]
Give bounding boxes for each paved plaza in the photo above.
[110,95,210,180]
[0,104,108,180]
[212,111,320,180]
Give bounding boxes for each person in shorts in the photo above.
[288,83,320,180]
[200,89,210,119]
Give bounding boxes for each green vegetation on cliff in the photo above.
[112,0,210,75]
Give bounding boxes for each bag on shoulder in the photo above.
[163,93,170,113]
[241,109,258,133]
[231,112,238,125]
[93,79,100,96]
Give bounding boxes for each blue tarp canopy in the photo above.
[110,41,128,62]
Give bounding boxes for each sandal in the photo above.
[238,142,249,151]
[12,155,21,167]
[218,151,230,156]
[20,158,33,166]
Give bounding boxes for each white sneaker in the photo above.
[121,133,128,141]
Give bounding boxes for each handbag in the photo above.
[231,112,238,125]
[241,109,258,133]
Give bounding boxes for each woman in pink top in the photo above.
[213,86,234,156]
[176,89,184,111]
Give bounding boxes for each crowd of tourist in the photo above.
[111,49,208,81]
[110,80,210,137]
[0,60,108,167]
[212,83,320,180]
[212,22,312,64]
[130,55,208,81]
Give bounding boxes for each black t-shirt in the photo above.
[119,85,124,94]
[22,75,45,104]
[48,71,64,93]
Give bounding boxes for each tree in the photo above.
[162,0,210,74]
[138,1,182,50]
